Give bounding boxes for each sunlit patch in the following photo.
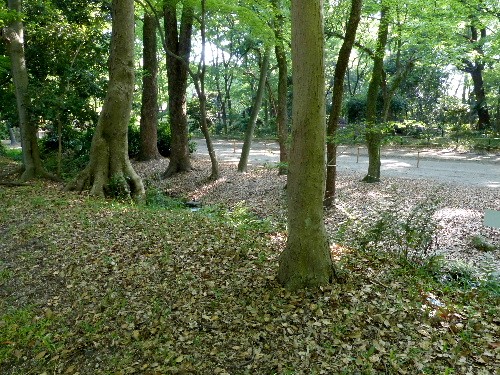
[191,177,228,200]
[486,181,500,188]
[435,207,480,220]
[330,242,350,261]
[381,159,413,170]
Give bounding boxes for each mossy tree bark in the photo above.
[162,3,193,177]
[272,0,289,176]
[362,4,389,183]
[278,0,333,290]
[4,0,50,181]
[67,0,144,200]
[139,12,161,161]
[237,47,270,173]
[324,0,362,207]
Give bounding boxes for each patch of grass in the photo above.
[470,235,497,252]
[0,307,59,365]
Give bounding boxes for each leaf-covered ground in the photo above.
[0,155,499,374]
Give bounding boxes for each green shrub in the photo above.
[336,198,440,263]
[0,142,6,156]
[470,235,497,252]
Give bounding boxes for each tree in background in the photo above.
[162,1,194,177]
[2,0,50,181]
[67,0,144,199]
[278,0,333,290]
[272,0,289,175]
[324,0,362,206]
[362,3,389,183]
[138,11,161,161]
[237,45,270,173]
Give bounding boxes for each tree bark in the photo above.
[162,3,193,177]
[362,4,389,183]
[138,12,161,161]
[324,0,362,207]
[278,0,333,290]
[272,0,289,176]
[461,26,491,131]
[4,0,49,181]
[67,0,144,200]
[238,47,271,173]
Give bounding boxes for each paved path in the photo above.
[194,139,500,188]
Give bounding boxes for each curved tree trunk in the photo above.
[67,0,144,200]
[139,12,161,161]
[237,47,271,173]
[5,0,50,181]
[362,4,389,183]
[278,0,333,290]
[272,0,289,176]
[324,0,363,207]
[162,3,193,178]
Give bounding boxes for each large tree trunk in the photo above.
[278,0,333,290]
[162,3,193,177]
[462,26,491,131]
[67,0,144,200]
[237,47,271,173]
[324,0,363,207]
[138,12,161,161]
[272,0,289,176]
[4,0,49,181]
[362,4,389,183]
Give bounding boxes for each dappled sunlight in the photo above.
[381,159,413,170]
[435,207,480,220]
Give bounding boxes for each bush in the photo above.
[128,120,172,158]
[0,142,6,156]
[336,198,440,264]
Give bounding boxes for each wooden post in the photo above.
[417,151,420,168]
[357,147,360,163]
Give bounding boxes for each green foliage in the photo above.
[128,120,172,158]
[0,307,59,364]
[337,198,440,264]
[145,187,186,210]
[202,201,272,233]
[470,235,498,252]
[105,175,132,200]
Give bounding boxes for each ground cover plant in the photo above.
[1,154,499,374]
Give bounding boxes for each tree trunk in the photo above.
[8,126,18,146]
[67,0,144,200]
[362,4,389,183]
[138,12,161,161]
[469,65,490,131]
[162,3,193,177]
[5,0,49,181]
[278,0,333,290]
[195,0,219,180]
[324,0,362,207]
[238,47,270,173]
[272,0,289,176]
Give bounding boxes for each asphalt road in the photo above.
[194,139,500,188]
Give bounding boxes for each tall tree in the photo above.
[2,0,50,181]
[461,24,491,130]
[272,0,289,175]
[278,0,333,290]
[162,1,194,177]
[362,3,389,183]
[67,0,144,199]
[138,11,161,161]
[324,0,363,207]
[237,46,270,173]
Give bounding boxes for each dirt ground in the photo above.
[133,140,500,279]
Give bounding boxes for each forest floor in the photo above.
[0,148,499,374]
